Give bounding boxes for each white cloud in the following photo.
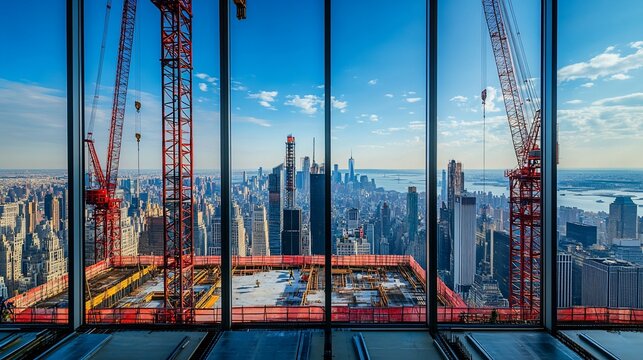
[406,97,422,103]
[195,72,217,83]
[482,86,502,113]
[234,115,271,127]
[610,73,631,81]
[284,94,322,115]
[231,80,247,91]
[565,99,583,105]
[331,97,348,113]
[408,121,425,130]
[592,92,643,106]
[368,79,378,85]
[248,90,278,109]
[408,91,417,95]
[450,95,468,103]
[558,42,643,82]
[369,114,379,122]
[198,83,208,92]
[580,82,594,88]
[385,93,394,98]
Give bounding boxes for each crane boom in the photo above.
[105,0,137,197]
[482,0,541,318]
[86,0,138,264]
[482,0,529,165]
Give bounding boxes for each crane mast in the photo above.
[86,0,138,264]
[482,0,541,319]
[152,0,195,323]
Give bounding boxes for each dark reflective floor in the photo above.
[443,331,581,360]
[562,330,643,360]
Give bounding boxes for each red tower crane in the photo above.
[151,0,195,323]
[86,0,138,265]
[482,0,541,318]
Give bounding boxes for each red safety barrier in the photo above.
[5,255,643,325]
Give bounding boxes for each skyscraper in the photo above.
[302,156,311,196]
[332,164,340,183]
[285,135,296,209]
[348,151,355,183]
[558,252,573,308]
[582,258,643,308]
[251,205,269,256]
[407,186,418,244]
[566,222,597,248]
[282,208,302,255]
[44,194,60,232]
[607,196,637,244]
[232,203,247,257]
[268,164,283,256]
[381,202,391,241]
[447,160,464,213]
[441,169,447,209]
[310,173,325,255]
[25,200,38,234]
[347,208,359,230]
[454,195,476,295]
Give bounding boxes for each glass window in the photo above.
[557,0,643,324]
[230,0,325,323]
[331,0,427,324]
[437,0,542,324]
[0,1,68,324]
[84,0,220,324]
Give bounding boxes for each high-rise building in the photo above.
[566,222,597,248]
[441,169,447,208]
[310,173,325,255]
[447,160,464,213]
[282,208,302,255]
[44,194,60,232]
[438,204,451,273]
[582,258,643,308]
[454,195,476,295]
[558,252,573,308]
[25,200,38,234]
[193,210,208,256]
[347,208,359,230]
[492,230,510,298]
[407,186,418,244]
[348,151,355,183]
[607,196,637,244]
[332,164,341,183]
[268,164,283,256]
[335,230,371,256]
[302,156,311,196]
[40,225,67,284]
[381,202,391,240]
[231,203,247,257]
[285,135,296,209]
[251,205,269,256]
[211,208,221,256]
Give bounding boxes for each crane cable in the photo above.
[481,6,487,197]
[87,0,113,188]
[88,0,112,140]
[134,5,142,200]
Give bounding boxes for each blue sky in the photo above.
[0,0,641,170]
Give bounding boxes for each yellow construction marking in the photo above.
[195,269,221,309]
[86,265,156,310]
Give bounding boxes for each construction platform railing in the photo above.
[3,255,643,325]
